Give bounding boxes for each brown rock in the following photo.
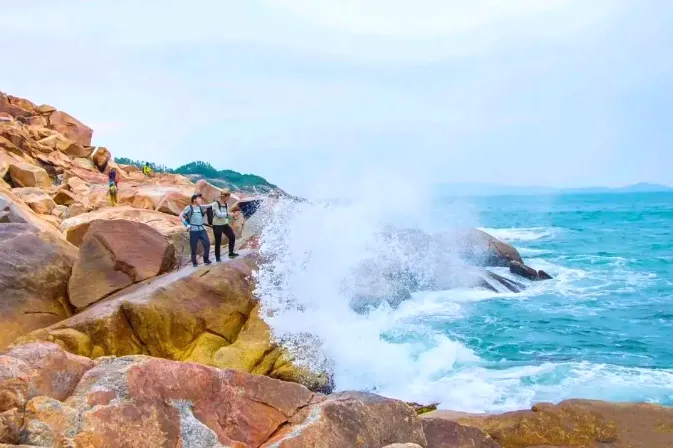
[52,204,69,219]
[0,224,76,349]
[195,179,222,202]
[263,392,427,448]
[421,415,500,448]
[63,142,93,158]
[68,219,177,308]
[0,187,67,241]
[91,147,110,172]
[47,110,93,146]
[8,163,51,188]
[383,445,424,448]
[52,188,77,206]
[156,189,191,215]
[509,261,544,281]
[68,202,88,217]
[0,342,93,412]
[65,175,89,195]
[59,205,200,266]
[453,229,523,267]
[0,135,25,159]
[0,409,21,444]
[12,187,56,214]
[21,355,314,448]
[538,270,553,280]
[0,151,20,179]
[455,399,673,448]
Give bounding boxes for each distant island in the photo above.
[115,158,284,195]
[434,182,673,197]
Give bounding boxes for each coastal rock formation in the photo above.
[431,399,673,448]
[68,219,177,308]
[13,256,331,392]
[0,223,76,350]
[510,261,553,281]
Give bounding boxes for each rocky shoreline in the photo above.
[1,91,671,447]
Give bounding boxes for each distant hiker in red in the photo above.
[108,168,119,206]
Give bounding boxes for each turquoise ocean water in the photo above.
[425,192,673,410]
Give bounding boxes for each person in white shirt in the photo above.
[209,189,239,261]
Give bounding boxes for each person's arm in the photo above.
[179,206,190,226]
[212,203,228,218]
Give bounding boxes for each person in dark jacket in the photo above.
[108,168,119,206]
[179,194,214,267]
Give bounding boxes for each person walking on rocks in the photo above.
[209,189,239,261]
[180,194,214,267]
[108,168,119,206]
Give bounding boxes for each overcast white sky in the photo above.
[1,1,671,196]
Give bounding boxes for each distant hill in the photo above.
[115,158,284,195]
[434,182,673,197]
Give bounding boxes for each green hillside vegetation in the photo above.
[115,158,279,193]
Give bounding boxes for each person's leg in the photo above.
[199,230,211,263]
[223,224,236,255]
[213,225,223,261]
[189,231,199,266]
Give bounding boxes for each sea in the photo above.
[253,191,673,413]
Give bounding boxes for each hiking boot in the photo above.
[204,260,212,265]
[228,253,239,259]
[192,263,198,268]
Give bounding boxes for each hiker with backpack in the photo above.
[108,168,119,206]
[209,189,239,261]
[179,194,214,267]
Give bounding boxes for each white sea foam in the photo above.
[252,190,673,414]
[479,226,558,242]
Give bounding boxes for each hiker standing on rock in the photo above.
[108,168,119,206]
[180,194,214,267]
[142,162,153,177]
[209,189,239,261]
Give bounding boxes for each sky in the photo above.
[1,1,672,197]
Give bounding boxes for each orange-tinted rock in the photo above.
[8,163,51,188]
[156,190,191,215]
[68,219,177,308]
[0,408,21,444]
[421,414,500,448]
[263,392,427,448]
[65,175,89,195]
[0,187,67,241]
[195,179,222,202]
[454,399,673,448]
[20,356,314,448]
[12,187,56,214]
[91,147,110,172]
[0,224,76,349]
[47,110,93,147]
[52,188,77,206]
[0,342,93,412]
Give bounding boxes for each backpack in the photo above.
[186,205,204,225]
[213,201,228,225]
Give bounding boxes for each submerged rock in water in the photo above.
[510,261,554,281]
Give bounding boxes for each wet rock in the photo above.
[68,219,177,308]
[509,261,553,281]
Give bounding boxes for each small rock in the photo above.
[509,261,540,281]
[538,270,553,280]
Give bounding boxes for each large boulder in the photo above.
[47,110,93,147]
[263,392,427,447]
[91,147,110,172]
[451,399,673,448]
[52,188,77,206]
[453,229,523,267]
[0,224,77,349]
[421,413,500,448]
[68,220,177,309]
[0,343,93,413]
[60,206,202,266]
[19,356,315,448]
[12,187,56,215]
[0,187,67,241]
[7,163,50,188]
[156,189,191,215]
[14,257,331,392]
